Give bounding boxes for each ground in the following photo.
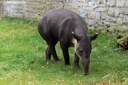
[0,17,128,85]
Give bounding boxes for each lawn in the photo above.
[0,17,128,85]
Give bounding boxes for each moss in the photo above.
[117,36,128,50]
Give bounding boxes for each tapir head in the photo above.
[72,32,98,75]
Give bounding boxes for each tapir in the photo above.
[38,9,98,75]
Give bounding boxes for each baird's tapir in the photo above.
[38,9,98,75]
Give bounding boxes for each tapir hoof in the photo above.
[55,60,61,64]
[46,60,50,64]
[46,57,51,61]
[65,62,70,65]
[74,63,80,69]
[84,73,89,76]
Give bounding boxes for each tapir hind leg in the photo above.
[47,39,60,62]
[74,53,80,68]
[45,46,51,61]
[50,45,60,62]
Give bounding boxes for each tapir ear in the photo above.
[72,32,81,41]
[90,33,98,41]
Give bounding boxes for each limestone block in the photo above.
[84,6,93,11]
[53,2,64,8]
[64,3,74,11]
[88,1,95,6]
[88,11,96,19]
[107,0,116,7]
[101,13,117,25]
[101,12,109,20]
[95,11,101,20]
[108,7,115,17]
[119,14,124,18]
[116,0,125,7]
[96,6,107,12]
[77,0,85,3]
[87,19,96,26]
[125,0,128,6]
[97,0,106,4]
[123,15,128,23]
[116,17,123,24]
[78,9,87,16]
[121,7,128,15]
[88,11,101,20]
[109,17,117,24]
[114,8,120,17]
[71,2,87,9]
[54,0,65,2]
[85,0,90,3]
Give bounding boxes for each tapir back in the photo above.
[38,9,88,43]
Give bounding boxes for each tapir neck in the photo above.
[74,25,88,38]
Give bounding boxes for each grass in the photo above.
[0,17,128,85]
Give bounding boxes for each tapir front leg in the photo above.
[60,42,70,65]
[74,53,80,68]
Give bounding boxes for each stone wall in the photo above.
[0,0,3,17]
[1,0,128,28]
[1,0,54,18]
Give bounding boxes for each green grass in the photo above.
[0,17,128,85]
